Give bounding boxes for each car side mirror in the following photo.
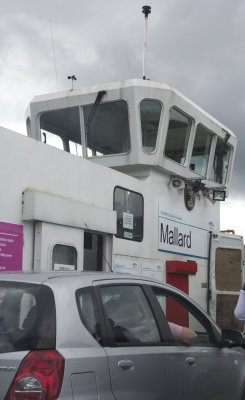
[221,329,245,347]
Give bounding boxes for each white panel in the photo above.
[23,190,117,235]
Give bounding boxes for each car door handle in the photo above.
[185,357,196,367]
[118,359,134,371]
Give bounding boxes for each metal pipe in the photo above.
[142,5,151,79]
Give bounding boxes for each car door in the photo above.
[69,286,116,400]
[151,285,244,400]
[94,282,182,400]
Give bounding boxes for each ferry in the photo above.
[0,77,243,330]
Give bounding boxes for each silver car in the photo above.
[0,271,245,400]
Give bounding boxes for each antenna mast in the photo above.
[49,20,59,91]
[142,5,151,80]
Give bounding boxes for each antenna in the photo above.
[125,51,133,78]
[49,20,59,91]
[68,75,77,90]
[142,5,151,80]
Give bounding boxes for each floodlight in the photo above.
[213,190,226,201]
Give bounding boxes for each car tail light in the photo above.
[5,350,64,400]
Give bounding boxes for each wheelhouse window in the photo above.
[41,130,64,150]
[165,107,192,165]
[40,107,82,155]
[210,138,231,184]
[190,124,212,176]
[140,99,162,153]
[83,100,130,157]
[52,244,77,271]
[114,187,143,242]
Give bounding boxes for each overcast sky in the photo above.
[1,0,245,236]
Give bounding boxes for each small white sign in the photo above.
[114,256,140,276]
[124,231,133,239]
[142,261,163,281]
[123,212,133,230]
[53,263,75,271]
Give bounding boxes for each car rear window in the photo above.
[0,282,56,353]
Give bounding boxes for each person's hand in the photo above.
[181,327,197,345]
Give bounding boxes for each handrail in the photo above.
[220,229,235,234]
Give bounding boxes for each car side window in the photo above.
[0,284,56,353]
[100,285,161,345]
[76,288,101,343]
[152,287,214,346]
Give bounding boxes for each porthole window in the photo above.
[52,244,77,271]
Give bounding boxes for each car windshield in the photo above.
[0,282,56,353]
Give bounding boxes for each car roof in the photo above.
[0,271,164,286]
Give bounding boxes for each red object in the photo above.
[166,260,197,275]
[166,260,197,326]
[5,350,64,400]
[166,274,189,326]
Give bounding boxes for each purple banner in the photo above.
[0,222,23,272]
